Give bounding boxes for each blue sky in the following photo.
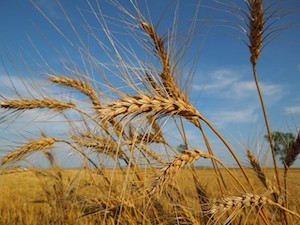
[0,0,300,168]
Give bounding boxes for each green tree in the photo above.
[265,131,295,165]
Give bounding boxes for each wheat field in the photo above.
[0,168,299,225]
[0,0,300,224]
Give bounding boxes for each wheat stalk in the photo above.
[192,172,213,224]
[247,0,281,193]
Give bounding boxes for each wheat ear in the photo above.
[247,0,281,192]
[137,145,166,165]
[71,134,126,161]
[247,150,279,196]
[0,167,29,175]
[141,21,191,102]
[99,94,201,123]
[247,0,264,66]
[0,99,75,111]
[151,150,212,194]
[1,137,60,166]
[49,75,124,135]
[49,76,101,108]
[210,193,300,219]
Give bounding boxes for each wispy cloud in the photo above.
[230,81,284,103]
[193,67,286,102]
[207,108,258,128]
[284,106,300,115]
[193,68,240,91]
[0,75,44,99]
[0,74,93,137]
[191,66,289,130]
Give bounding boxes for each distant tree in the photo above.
[265,131,295,165]
[284,132,300,168]
[177,144,187,154]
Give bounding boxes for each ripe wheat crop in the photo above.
[0,0,299,224]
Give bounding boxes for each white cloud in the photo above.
[284,106,300,114]
[230,81,284,100]
[207,108,258,128]
[193,67,286,103]
[0,74,96,138]
[260,83,283,96]
[193,68,240,91]
[0,75,45,99]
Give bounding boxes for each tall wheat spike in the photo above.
[247,0,281,193]
[248,0,264,66]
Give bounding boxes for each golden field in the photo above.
[0,168,299,225]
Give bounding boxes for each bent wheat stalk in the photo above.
[140,20,255,192]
